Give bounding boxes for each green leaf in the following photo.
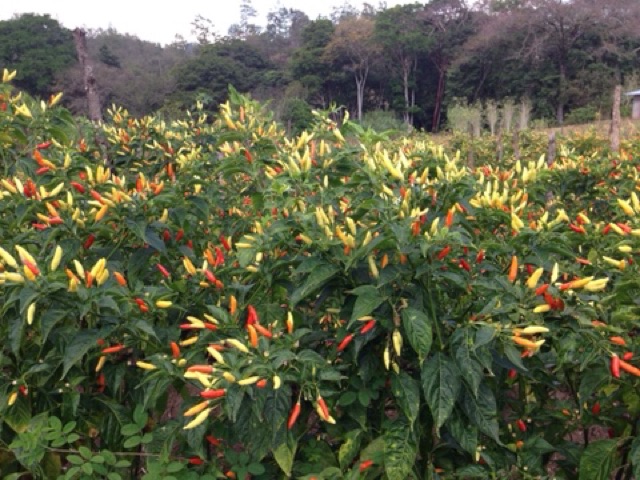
[273,435,297,477]
[461,383,501,443]
[291,264,339,305]
[630,435,640,480]
[384,417,417,480]
[453,329,483,398]
[338,430,362,470]
[578,439,618,480]
[446,410,478,455]
[349,286,385,327]
[225,384,245,423]
[62,328,112,379]
[401,308,433,361]
[41,309,68,345]
[391,372,421,426]
[421,353,460,432]
[4,397,31,433]
[144,226,166,253]
[9,313,24,356]
[121,423,141,436]
[133,405,148,428]
[123,435,142,449]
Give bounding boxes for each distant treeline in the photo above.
[1,0,639,131]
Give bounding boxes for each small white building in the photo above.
[626,89,640,120]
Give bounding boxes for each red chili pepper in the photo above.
[445,209,454,227]
[214,247,225,266]
[219,235,231,251]
[317,396,329,420]
[206,435,222,447]
[83,234,95,250]
[243,149,253,163]
[162,229,171,242]
[602,224,611,234]
[459,258,471,272]
[507,369,517,379]
[591,402,601,415]
[535,284,549,296]
[102,344,125,354]
[90,189,104,204]
[170,341,180,359]
[156,263,170,278]
[287,401,301,430]
[188,456,204,465]
[175,228,184,242]
[516,419,527,432]
[246,305,258,325]
[204,269,216,284]
[36,141,52,150]
[254,323,273,339]
[476,250,485,263]
[337,334,354,352]
[360,319,376,335]
[617,223,632,234]
[611,354,621,378]
[623,352,633,361]
[360,460,374,472]
[70,181,85,194]
[256,379,267,389]
[569,223,586,234]
[35,166,50,175]
[186,239,193,249]
[19,385,28,396]
[32,223,48,230]
[23,259,40,276]
[49,216,63,225]
[200,389,226,399]
[436,245,451,260]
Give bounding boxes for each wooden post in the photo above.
[73,28,102,122]
[547,131,556,167]
[467,121,475,169]
[610,85,621,155]
[545,131,556,204]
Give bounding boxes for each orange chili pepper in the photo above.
[507,255,518,282]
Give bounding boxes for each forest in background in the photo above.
[1,0,639,132]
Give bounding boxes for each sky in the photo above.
[0,1,417,46]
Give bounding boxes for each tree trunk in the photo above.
[73,28,102,122]
[610,85,621,155]
[556,62,566,125]
[355,66,369,122]
[432,69,446,132]
[402,61,410,125]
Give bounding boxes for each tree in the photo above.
[421,0,475,131]
[466,0,640,124]
[289,19,338,106]
[375,4,430,125]
[324,16,380,121]
[191,15,218,45]
[98,44,121,68]
[173,39,271,108]
[263,8,310,67]
[229,0,261,39]
[56,29,185,117]
[0,13,76,98]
